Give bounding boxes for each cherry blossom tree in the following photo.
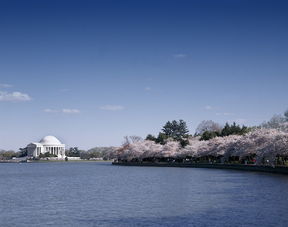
[116,128,288,166]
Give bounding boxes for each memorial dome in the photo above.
[39,135,62,145]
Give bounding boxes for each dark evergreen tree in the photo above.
[179,138,189,147]
[66,147,81,157]
[284,109,288,121]
[17,148,28,157]
[145,134,157,142]
[162,120,189,140]
[221,122,249,137]
[200,131,219,141]
[161,120,189,147]
[155,133,169,145]
[221,123,232,136]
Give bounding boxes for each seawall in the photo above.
[112,162,288,175]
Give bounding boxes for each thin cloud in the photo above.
[44,108,58,113]
[62,109,80,114]
[216,112,235,116]
[0,91,31,102]
[100,105,124,111]
[0,84,12,88]
[145,86,151,91]
[44,108,80,114]
[204,105,213,110]
[173,54,187,58]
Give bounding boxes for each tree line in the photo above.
[145,119,250,147]
[65,147,116,160]
[0,147,116,160]
[115,109,288,166]
[0,148,27,160]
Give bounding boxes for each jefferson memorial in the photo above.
[27,135,66,158]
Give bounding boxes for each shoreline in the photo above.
[0,159,113,163]
[112,162,288,175]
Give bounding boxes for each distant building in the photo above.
[27,135,65,158]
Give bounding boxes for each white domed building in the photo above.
[27,136,65,158]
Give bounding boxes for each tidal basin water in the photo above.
[1,162,288,227]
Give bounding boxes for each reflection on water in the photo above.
[0,162,288,226]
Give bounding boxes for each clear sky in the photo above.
[0,0,287,150]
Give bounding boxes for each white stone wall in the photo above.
[66,157,81,161]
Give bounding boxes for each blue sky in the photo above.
[0,0,287,150]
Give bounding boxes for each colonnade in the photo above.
[45,146,65,156]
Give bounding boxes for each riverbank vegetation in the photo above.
[2,110,288,165]
[115,110,288,167]
[65,147,116,160]
[0,146,116,161]
[0,148,27,160]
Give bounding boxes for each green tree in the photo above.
[17,148,28,158]
[155,133,169,145]
[221,123,232,136]
[79,151,90,160]
[200,131,220,141]
[0,150,16,160]
[160,120,189,147]
[145,134,157,142]
[65,147,81,157]
[162,120,189,140]
[179,138,189,147]
[284,109,288,121]
[221,122,249,137]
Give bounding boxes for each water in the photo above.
[0,162,288,227]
